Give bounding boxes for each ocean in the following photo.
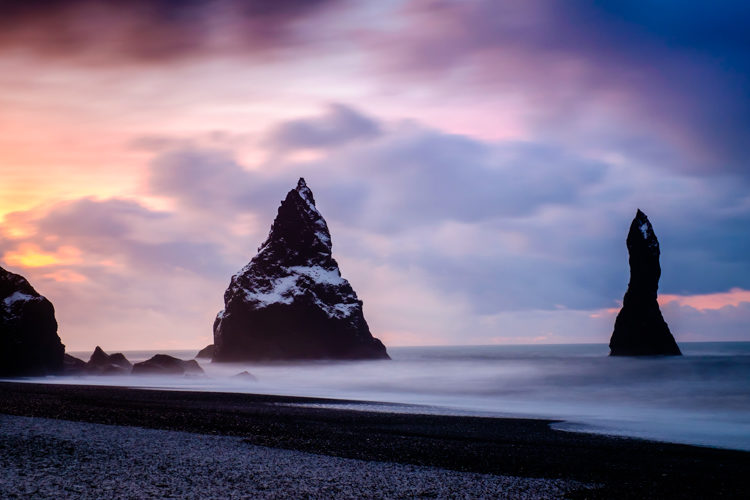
[44,342,750,452]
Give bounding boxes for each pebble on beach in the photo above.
[0,414,595,499]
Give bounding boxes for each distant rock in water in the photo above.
[213,178,389,362]
[132,354,204,375]
[609,210,681,356]
[63,353,86,374]
[195,344,215,359]
[86,346,132,375]
[233,370,257,381]
[0,265,64,376]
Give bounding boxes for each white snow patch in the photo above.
[296,185,331,247]
[244,275,298,306]
[332,302,359,318]
[3,291,36,308]
[639,222,649,238]
[238,265,357,319]
[314,229,331,247]
[297,184,316,207]
[287,265,346,286]
[313,297,359,320]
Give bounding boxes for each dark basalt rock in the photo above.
[85,346,132,375]
[0,265,64,376]
[213,178,389,362]
[609,210,681,356]
[108,353,132,369]
[233,370,257,381]
[195,344,215,359]
[88,346,110,366]
[132,354,204,375]
[63,353,87,374]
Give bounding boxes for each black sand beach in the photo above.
[1,381,749,499]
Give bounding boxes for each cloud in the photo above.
[1,197,232,276]
[0,0,340,64]
[3,4,750,349]
[267,104,382,151]
[661,301,750,343]
[366,0,750,175]
[660,288,750,312]
[147,148,291,223]
[147,114,609,231]
[144,106,750,317]
[4,244,81,268]
[3,105,750,348]
[0,197,238,350]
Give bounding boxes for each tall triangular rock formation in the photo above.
[609,210,681,356]
[213,178,389,361]
[1,265,65,375]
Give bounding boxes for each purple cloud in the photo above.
[147,113,608,230]
[368,0,750,175]
[267,104,382,151]
[3,198,230,276]
[142,106,750,314]
[0,0,340,63]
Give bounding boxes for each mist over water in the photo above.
[31,343,750,451]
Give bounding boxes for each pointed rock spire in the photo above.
[256,177,331,262]
[213,179,389,361]
[609,210,681,356]
[1,265,65,375]
[89,346,110,366]
[296,177,316,206]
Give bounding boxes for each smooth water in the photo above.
[21,342,750,451]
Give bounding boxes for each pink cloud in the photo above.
[659,288,750,311]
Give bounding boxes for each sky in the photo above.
[1,0,749,351]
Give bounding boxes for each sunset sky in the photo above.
[2,0,749,351]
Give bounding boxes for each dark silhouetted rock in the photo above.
[85,346,132,375]
[108,353,132,369]
[233,370,257,381]
[213,178,389,362]
[132,354,204,375]
[88,346,110,366]
[0,265,64,376]
[610,210,681,356]
[63,353,87,374]
[195,344,215,359]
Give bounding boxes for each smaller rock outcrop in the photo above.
[195,344,215,359]
[63,354,87,374]
[132,354,204,375]
[1,265,65,376]
[85,346,132,375]
[108,353,132,369]
[609,210,681,356]
[233,370,257,381]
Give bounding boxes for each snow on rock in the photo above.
[3,291,38,309]
[639,221,649,239]
[633,209,659,249]
[1,265,65,376]
[213,178,389,362]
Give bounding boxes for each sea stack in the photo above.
[609,210,681,356]
[213,178,389,361]
[0,265,65,375]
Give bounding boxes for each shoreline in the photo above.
[2,381,749,498]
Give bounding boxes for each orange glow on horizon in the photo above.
[659,288,750,311]
[589,307,620,318]
[3,244,82,268]
[42,269,88,283]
